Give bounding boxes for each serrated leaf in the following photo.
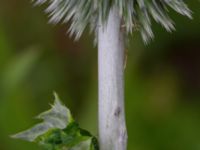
[36,122,98,150]
[12,93,99,150]
[11,93,73,142]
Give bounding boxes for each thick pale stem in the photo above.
[98,7,127,150]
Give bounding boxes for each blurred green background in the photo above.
[0,1,200,150]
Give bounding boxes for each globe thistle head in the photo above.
[33,0,192,43]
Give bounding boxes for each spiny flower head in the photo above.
[33,0,192,43]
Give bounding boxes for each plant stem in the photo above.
[98,7,127,150]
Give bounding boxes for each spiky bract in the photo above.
[33,0,192,43]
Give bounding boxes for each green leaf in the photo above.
[11,93,72,142]
[12,93,99,150]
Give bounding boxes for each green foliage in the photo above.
[12,93,99,150]
[33,0,191,43]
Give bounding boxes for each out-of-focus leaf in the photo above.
[0,23,11,66]
[2,48,40,91]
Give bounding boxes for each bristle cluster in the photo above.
[33,0,192,43]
